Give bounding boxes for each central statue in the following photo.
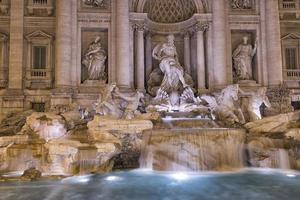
[151,34,192,107]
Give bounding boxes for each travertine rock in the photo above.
[88,115,153,169]
[0,110,34,136]
[26,113,67,141]
[245,111,300,133]
[21,167,42,180]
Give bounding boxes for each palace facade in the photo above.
[0,0,299,115]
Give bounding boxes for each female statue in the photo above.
[82,36,107,81]
[233,36,257,80]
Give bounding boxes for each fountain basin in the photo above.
[0,169,299,200]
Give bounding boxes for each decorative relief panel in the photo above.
[230,0,256,13]
[80,0,111,12]
[231,0,252,9]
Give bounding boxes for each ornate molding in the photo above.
[195,22,209,32]
[132,22,146,32]
[189,22,209,35]
[231,0,252,10]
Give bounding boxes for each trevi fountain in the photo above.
[0,0,300,199]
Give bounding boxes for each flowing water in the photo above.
[79,147,98,174]
[140,128,246,171]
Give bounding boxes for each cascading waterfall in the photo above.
[79,147,98,174]
[278,148,291,169]
[140,128,246,171]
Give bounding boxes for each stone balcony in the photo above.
[279,0,300,18]
[0,0,9,15]
[25,68,53,89]
[27,0,54,16]
[284,69,300,80]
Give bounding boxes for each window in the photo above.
[31,102,45,112]
[285,47,297,69]
[33,46,46,69]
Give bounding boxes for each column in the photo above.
[116,0,132,89]
[8,0,24,89]
[145,32,153,82]
[71,0,78,86]
[129,23,135,87]
[184,32,191,75]
[212,0,228,88]
[55,0,72,88]
[135,23,145,91]
[265,0,283,86]
[195,24,208,91]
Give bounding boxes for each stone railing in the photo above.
[284,69,300,80]
[27,69,51,80]
[279,0,300,18]
[0,0,9,15]
[25,68,53,88]
[27,0,54,16]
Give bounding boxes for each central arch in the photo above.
[134,0,208,15]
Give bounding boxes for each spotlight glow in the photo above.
[61,175,92,184]
[169,172,189,181]
[105,176,122,181]
[286,174,296,178]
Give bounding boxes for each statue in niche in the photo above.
[83,0,105,8]
[82,36,107,81]
[232,36,257,81]
[150,34,195,108]
[239,87,271,121]
[231,0,252,9]
[95,83,145,119]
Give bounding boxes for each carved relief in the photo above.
[82,0,109,9]
[231,0,252,10]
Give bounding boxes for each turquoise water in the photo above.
[0,169,299,200]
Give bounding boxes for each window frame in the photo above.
[284,46,298,70]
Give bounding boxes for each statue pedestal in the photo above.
[238,80,260,91]
[83,80,107,87]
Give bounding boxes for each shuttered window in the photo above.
[33,46,46,69]
[285,47,297,69]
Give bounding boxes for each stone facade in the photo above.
[0,0,299,115]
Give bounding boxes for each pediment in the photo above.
[281,33,300,40]
[26,30,53,41]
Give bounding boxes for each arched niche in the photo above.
[134,0,208,14]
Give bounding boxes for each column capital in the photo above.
[194,22,209,33]
[181,30,191,38]
[132,22,146,32]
